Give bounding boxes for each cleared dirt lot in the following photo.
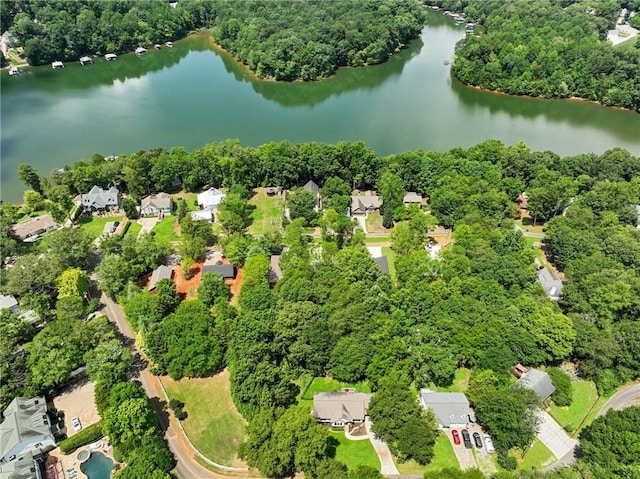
[53,378,100,436]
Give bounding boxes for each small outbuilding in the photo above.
[51,61,64,69]
[537,267,563,300]
[105,53,118,61]
[135,47,147,55]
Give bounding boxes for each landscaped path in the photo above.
[365,417,400,475]
[101,293,251,479]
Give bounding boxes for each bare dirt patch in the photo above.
[53,378,99,437]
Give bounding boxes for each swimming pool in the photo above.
[79,451,113,479]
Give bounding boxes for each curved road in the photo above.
[102,294,253,479]
[541,382,640,472]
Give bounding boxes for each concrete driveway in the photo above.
[365,418,399,475]
[446,428,476,471]
[137,217,159,237]
[536,410,577,460]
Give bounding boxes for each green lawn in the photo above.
[518,439,555,470]
[381,246,397,282]
[248,191,284,235]
[299,377,371,409]
[516,217,546,235]
[78,215,124,240]
[331,431,380,471]
[161,371,247,467]
[436,368,472,393]
[151,215,181,243]
[365,212,385,234]
[396,433,459,474]
[124,221,142,239]
[170,192,198,211]
[525,236,546,264]
[364,236,391,244]
[549,380,598,435]
[576,395,608,435]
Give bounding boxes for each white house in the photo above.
[197,188,226,213]
[0,397,56,466]
[0,295,20,315]
[81,185,121,212]
[140,193,172,217]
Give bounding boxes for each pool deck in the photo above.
[49,439,117,479]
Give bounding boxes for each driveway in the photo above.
[445,428,476,471]
[137,217,159,237]
[535,410,578,460]
[365,417,399,475]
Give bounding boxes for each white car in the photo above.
[71,417,82,432]
[484,434,495,453]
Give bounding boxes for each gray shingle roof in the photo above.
[420,390,470,428]
[313,392,372,423]
[518,368,556,402]
[303,180,320,197]
[1,397,52,463]
[537,267,563,300]
[202,263,236,279]
[148,265,173,291]
[82,185,121,209]
[141,193,172,212]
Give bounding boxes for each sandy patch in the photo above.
[53,379,99,437]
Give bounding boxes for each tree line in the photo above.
[430,0,640,110]
[2,0,426,78]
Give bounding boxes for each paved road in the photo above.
[102,294,250,479]
[597,383,640,417]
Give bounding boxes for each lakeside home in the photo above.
[135,47,147,56]
[51,61,64,69]
[79,56,93,65]
[104,53,117,61]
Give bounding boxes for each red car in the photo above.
[451,429,461,445]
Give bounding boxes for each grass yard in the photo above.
[248,190,284,235]
[364,236,391,244]
[365,212,386,234]
[151,216,181,243]
[516,217,546,235]
[124,221,142,239]
[549,380,598,435]
[171,192,198,211]
[299,377,370,409]
[436,368,471,393]
[576,395,609,435]
[396,433,459,474]
[331,431,380,471]
[78,215,124,240]
[525,236,546,263]
[518,439,555,470]
[381,246,397,282]
[161,370,247,467]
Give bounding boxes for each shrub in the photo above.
[548,367,573,407]
[59,421,104,454]
[497,453,517,471]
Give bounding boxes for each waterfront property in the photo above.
[140,192,172,217]
[79,186,121,212]
[197,187,226,213]
[12,214,58,242]
[313,391,373,427]
[51,61,64,69]
[419,390,471,429]
[351,193,382,217]
[135,47,147,55]
[303,180,321,209]
[79,56,93,65]
[104,53,117,61]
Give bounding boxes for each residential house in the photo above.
[80,186,121,212]
[269,255,283,285]
[517,368,556,403]
[350,193,382,217]
[313,391,373,427]
[420,390,471,429]
[537,267,563,300]
[403,192,423,206]
[0,397,56,468]
[202,262,236,280]
[0,295,20,315]
[140,193,172,217]
[303,180,320,209]
[0,450,41,479]
[148,265,173,292]
[12,216,58,242]
[197,187,226,213]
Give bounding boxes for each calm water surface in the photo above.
[1,12,638,202]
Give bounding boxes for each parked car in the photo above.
[461,429,472,448]
[71,417,82,432]
[484,435,495,453]
[473,432,482,448]
[451,429,461,445]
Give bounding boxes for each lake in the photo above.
[1,11,638,203]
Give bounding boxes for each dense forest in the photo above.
[2,0,427,80]
[430,0,640,110]
[2,138,639,477]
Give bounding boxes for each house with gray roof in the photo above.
[81,185,121,212]
[269,255,283,284]
[350,193,382,217]
[403,192,423,206]
[303,180,321,209]
[0,450,41,479]
[537,267,563,300]
[12,216,58,242]
[202,262,236,280]
[0,397,55,469]
[420,390,471,428]
[313,392,373,427]
[0,295,20,315]
[140,193,172,217]
[148,265,173,291]
[517,368,556,403]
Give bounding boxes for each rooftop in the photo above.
[313,392,372,424]
[202,263,236,279]
[148,265,173,291]
[517,368,556,402]
[420,390,471,428]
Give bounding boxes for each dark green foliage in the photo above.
[197,272,231,307]
[547,367,573,407]
[426,469,484,479]
[348,465,384,479]
[497,454,518,471]
[154,278,181,316]
[451,0,640,110]
[168,399,187,421]
[122,198,138,219]
[58,421,104,454]
[288,189,318,225]
[579,406,640,478]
